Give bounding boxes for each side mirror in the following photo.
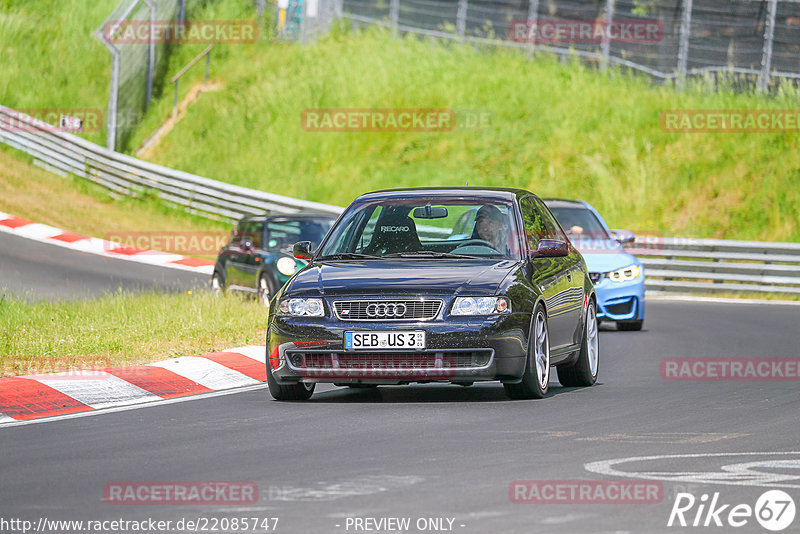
[611,229,636,245]
[293,241,312,260]
[532,239,569,258]
[241,238,254,252]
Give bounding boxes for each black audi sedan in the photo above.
[212,213,337,305]
[265,188,598,400]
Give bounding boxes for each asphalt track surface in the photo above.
[0,231,208,300]
[2,299,799,533]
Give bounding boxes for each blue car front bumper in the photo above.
[592,276,645,322]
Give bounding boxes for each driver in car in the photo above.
[474,205,509,252]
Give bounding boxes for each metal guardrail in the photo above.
[0,105,342,221]
[1,105,798,296]
[635,237,800,295]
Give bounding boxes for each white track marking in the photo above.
[11,223,63,240]
[646,294,800,306]
[585,452,800,489]
[149,356,260,389]
[0,384,267,428]
[32,372,160,409]
[0,218,212,273]
[228,345,267,363]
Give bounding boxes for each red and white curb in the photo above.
[0,345,266,425]
[0,211,215,274]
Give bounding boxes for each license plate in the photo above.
[344,331,426,350]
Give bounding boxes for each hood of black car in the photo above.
[286,259,518,297]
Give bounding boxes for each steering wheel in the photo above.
[452,239,500,253]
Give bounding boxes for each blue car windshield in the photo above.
[318,200,522,259]
[548,207,610,240]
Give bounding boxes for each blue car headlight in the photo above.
[606,265,642,283]
[278,298,324,316]
[451,297,510,316]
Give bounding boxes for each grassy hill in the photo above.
[132,24,800,242]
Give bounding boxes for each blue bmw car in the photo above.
[544,199,645,331]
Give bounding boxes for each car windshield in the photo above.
[547,206,610,240]
[317,199,521,259]
[265,218,333,250]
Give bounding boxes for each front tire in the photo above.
[557,299,599,387]
[266,366,315,400]
[258,274,275,308]
[211,271,224,295]
[504,304,549,400]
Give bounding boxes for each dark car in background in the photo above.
[265,188,599,400]
[212,214,337,305]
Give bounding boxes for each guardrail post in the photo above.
[526,0,539,57]
[758,0,778,93]
[601,0,615,71]
[676,0,693,89]
[390,0,399,37]
[456,0,468,39]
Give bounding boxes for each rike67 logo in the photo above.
[668,490,796,531]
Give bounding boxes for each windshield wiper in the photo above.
[315,253,381,260]
[384,251,478,259]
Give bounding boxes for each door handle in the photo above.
[567,273,572,282]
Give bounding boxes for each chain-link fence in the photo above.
[336,0,800,89]
[96,0,186,151]
[277,0,342,42]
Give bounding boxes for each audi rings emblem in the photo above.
[366,302,407,318]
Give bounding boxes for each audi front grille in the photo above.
[333,299,443,321]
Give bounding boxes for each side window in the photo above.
[519,196,548,251]
[230,223,243,246]
[533,198,568,241]
[240,222,263,249]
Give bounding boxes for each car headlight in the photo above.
[451,297,510,316]
[606,264,642,282]
[278,298,325,316]
[276,256,298,276]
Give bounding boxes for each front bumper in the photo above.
[267,313,530,385]
[592,276,645,322]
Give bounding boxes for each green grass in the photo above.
[0,0,118,146]
[0,291,268,377]
[131,24,800,242]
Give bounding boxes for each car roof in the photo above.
[238,213,339,223]
[354,187,534,202]
[542,198,589,209]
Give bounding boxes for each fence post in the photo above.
[456,0,468,39]
[107,52,120,150]
[390,0,399,37]
[676,0,693,89]
[600,0,615,71]
[526,0,539,56]
[759,0,778,93]
[179,0,186,23]
[144,0,155,105]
